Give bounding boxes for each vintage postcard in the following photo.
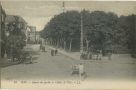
[0,0,136,90]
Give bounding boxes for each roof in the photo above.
[5,15,27,24]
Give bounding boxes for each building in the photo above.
[0,3,6,59]
[25,25,31,43]
[35,31,41,44]
[27,26,36,44]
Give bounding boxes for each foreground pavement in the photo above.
[1,44,136,82]
[1,44,80,81]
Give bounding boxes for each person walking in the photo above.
[51,49,54,56]
[42,46,45,52]
[108,51,112,60]
[40,44,42,51]
[78,63,84,80]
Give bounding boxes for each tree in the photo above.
[83,11,118,52]
[6,16,26,58]
[115,15,136,56]
[41,11,80,51]
[41,9,135,57]
[127,15,136,57]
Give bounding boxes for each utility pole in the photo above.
[80,10,84,54]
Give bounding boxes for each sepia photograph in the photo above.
[0,0,136,89]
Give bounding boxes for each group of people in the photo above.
[80,49,112,60]
[51,48,58,56]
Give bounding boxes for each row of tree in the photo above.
[40,10,136,57]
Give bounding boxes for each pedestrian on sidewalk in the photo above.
[51,49,54,56]
[42,46,45,52]
[55,48,58,55]
[40,44,42,51]
[79,63,87,80]
[79,63,84,80]
[108,51,112,60]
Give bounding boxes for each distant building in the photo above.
[0,3,6,58]
[25,26,31,43]
[35,31,40,44]
[27,26,36,44]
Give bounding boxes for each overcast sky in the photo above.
[1,1,136,31]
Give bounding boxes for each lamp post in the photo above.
[5,31,9,58]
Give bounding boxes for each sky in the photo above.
[1,1,136,31]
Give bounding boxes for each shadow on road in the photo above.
[0,62,20,68]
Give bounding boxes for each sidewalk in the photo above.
[47,45,80,60]
[46,45,136,64]
[0,58,19,68]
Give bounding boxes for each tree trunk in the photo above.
[51,39,54,46]
[57,39,59,48]
[54,39,56,47]
[61,38,64,48]
[86,40,89,51]
[64,41,66,51]
[50,38,53,46]
[59,38,62,48]
[69,39,73,52]
[53,39,55,46]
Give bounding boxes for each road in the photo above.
[1,44,80,81]
[1,44,136,81]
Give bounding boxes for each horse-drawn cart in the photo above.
[18,51,32,64]
[18,47,33,64]
[71,64,87,79]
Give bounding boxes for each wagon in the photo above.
[71,64,87,79]
[18,51,32,63]
[18,47,33,64]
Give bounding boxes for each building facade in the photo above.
[27,26,36,44]
[35,31,41,44]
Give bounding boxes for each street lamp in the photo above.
[5,31,10,58]
[80,9,85,60]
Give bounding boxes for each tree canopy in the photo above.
[41,10,136,55]
[6,16,26,57]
